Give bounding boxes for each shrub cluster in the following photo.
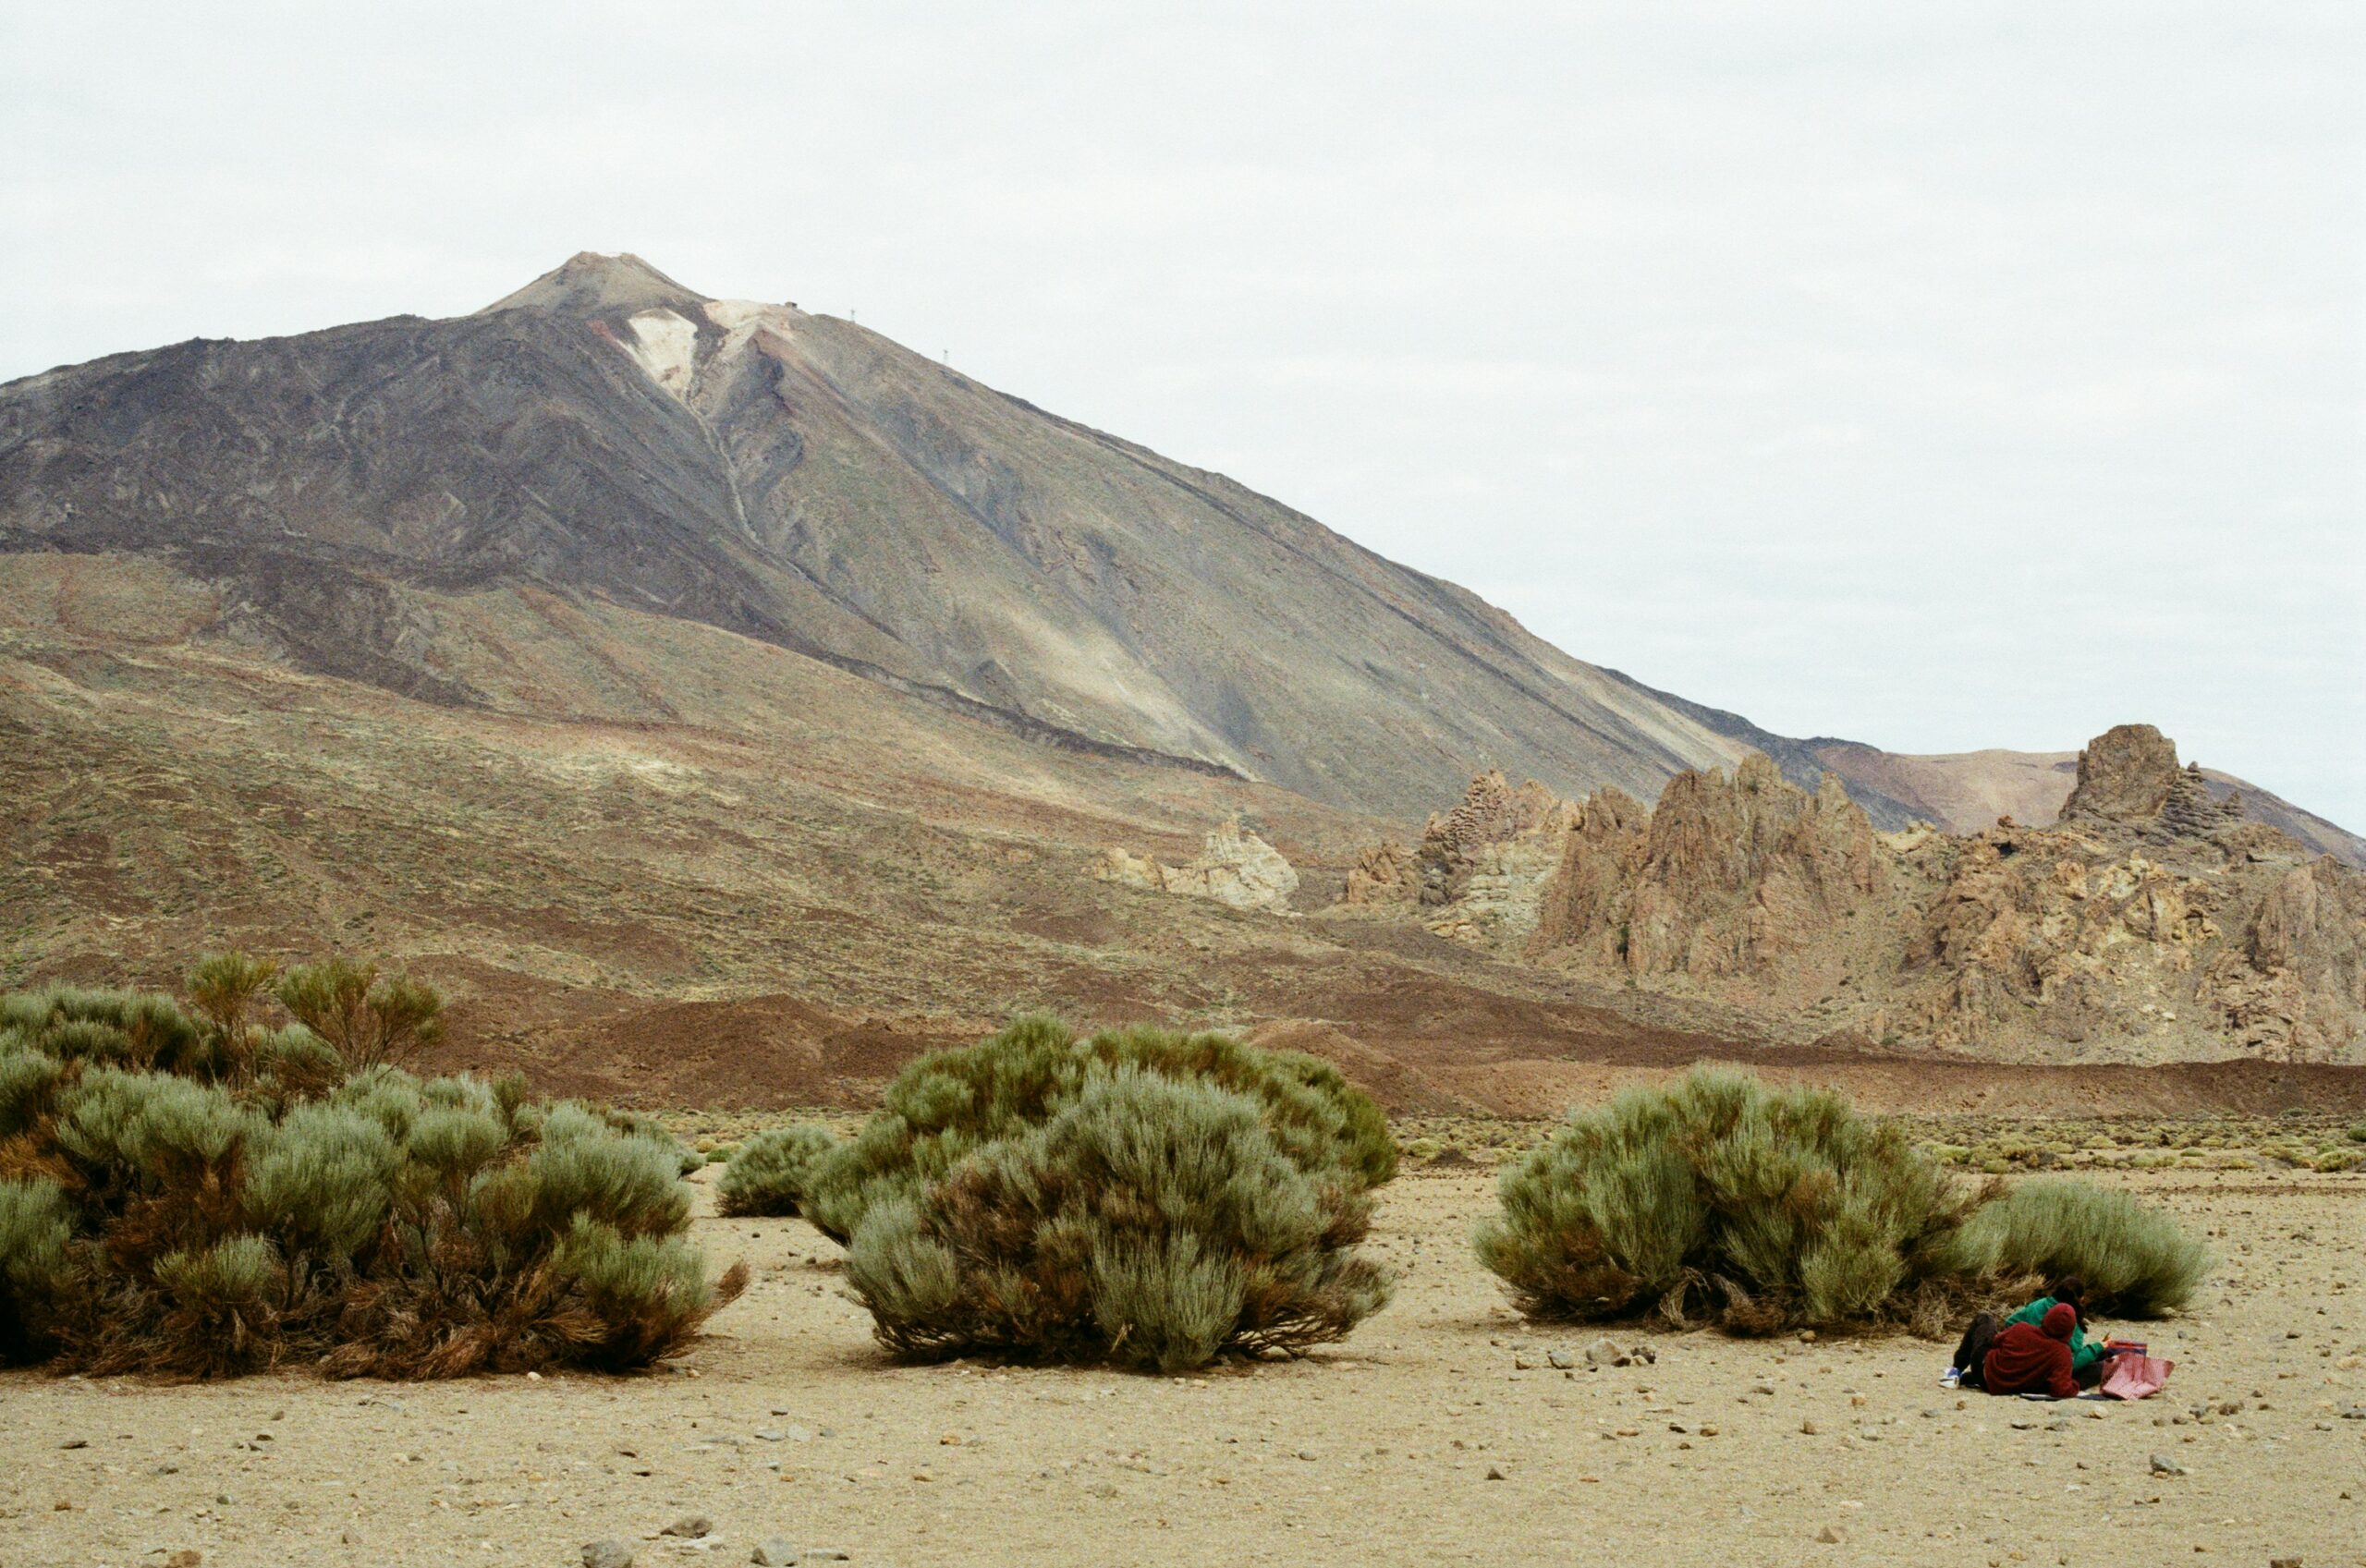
[1476,1069,2210,1334]
[829,1017,1395,1371]
[718,1124,841,1218]
[0,959,741,1379]
[849,1067,1388,1372]
[803,1015,1394,1246]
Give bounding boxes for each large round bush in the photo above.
[848,1065,1389,1372]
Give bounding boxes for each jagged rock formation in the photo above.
[1536,754,1882,982]
[1368,728,2366,1064]
[1340,771,1573,945]
[1094,820,1300,913]
[2058,723,2184,823]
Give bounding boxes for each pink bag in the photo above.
[2099,1353,2174,1400]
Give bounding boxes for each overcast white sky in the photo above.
[6,2,2360,823]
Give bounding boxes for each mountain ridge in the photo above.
[2,249,2351,852]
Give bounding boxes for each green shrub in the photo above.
[53,1068,267,1191]
[151,1234,284,1375]
[549,1216,726,1367]
[1478,1071,2210,1334]
[3,988,210,1076]
[1477,1070,1982,1331]
[0,1177,75,1359]
[2348,1121,2366,1145]
[0,962,743,1379]
[1950,1178,2213,1317]
[848,1066,1388,1372]
[406,1105,508,1178]
[806,1015,1394,1244]
[274,958,444,1071]
[245,1105,399,1258]
[0,1042,61,1137]
[718,1124,840,1218]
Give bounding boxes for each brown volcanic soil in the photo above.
[6,1165,2360,1568]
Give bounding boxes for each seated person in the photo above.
[2005,1275,2112,1388]
[1981,1303,2080,1399]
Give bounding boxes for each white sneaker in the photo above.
[1939,1367,1962,1389]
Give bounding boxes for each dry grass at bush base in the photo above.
[0,957,743,1380]
[718,1124,841,1218]
[804,1015,1396,1246]
[849,1066,1389,1373]
[1475,1068,2211,1337]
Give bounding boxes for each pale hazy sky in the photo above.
[6,2,2360,823]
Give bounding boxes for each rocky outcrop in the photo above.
[1340,771,1575,947]
[1529,754,1881,985]
[2161,762,2244,838]
[2058,723,2182,824]
[1458,727,2366,1064]
[1094,820,1299,913]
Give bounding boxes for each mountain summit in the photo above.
[1,254,2355,860]
[0,252,1868,819]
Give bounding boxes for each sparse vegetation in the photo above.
[848,1064,1388,1372]
[0,956,742,1379]
[802,1015,1395,1245]
[718,1124,841,1217]
[1475,1069,2210,1334]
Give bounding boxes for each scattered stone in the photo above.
[164,1552,201,1568]
[1799,1420,1818,1436]
[1546,1349,1575,1370]
[59,1439,88,1450]
[1485,1464,1507,1480]
[661,1514,714,1538]
[582,1543,634,1568]
[2149,1453,2187,1477]
[1585,1338,1623,1367]
[1816,1525,1845,1544]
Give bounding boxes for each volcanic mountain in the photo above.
[0,251,1852,821]
[2,254,2357,1101]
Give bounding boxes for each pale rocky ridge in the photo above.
[1093,819,1301,914]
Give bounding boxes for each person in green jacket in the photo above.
[2006,1276,2111,1386]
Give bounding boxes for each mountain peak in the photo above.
[478,251,709,320]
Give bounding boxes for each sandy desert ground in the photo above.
[5,1163,2363,1568]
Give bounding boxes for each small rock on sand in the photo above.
[2149,1453,2187,1477]
[661,1514,714,1538]
[582,1543,634,1568]
[1816,1524,1844,1544]
[1584,1338,1622,1367]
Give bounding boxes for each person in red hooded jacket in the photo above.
[1981,1302,2081,1399]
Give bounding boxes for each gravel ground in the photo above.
[4,1166,2362,1567]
